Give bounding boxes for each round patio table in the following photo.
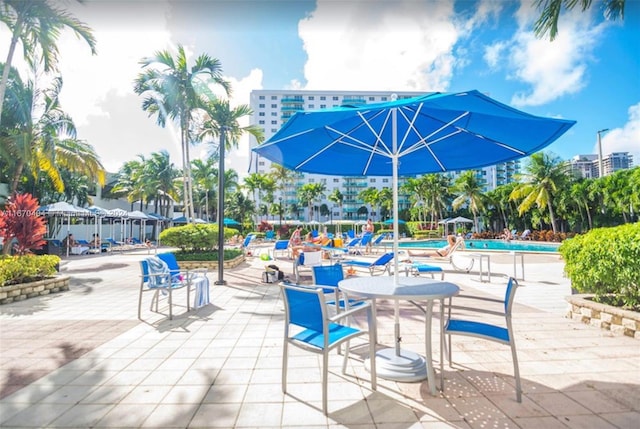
[338,276,459,395]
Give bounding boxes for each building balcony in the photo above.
[281,96,304,103]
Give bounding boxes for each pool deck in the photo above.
[0,245,638,428]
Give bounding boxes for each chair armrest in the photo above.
[328,301,372,323]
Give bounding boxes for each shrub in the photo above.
[0,193,47,255]
[0,254,61,286]
[171,248,243,261]
[559,223,640,310]
[159,224,235,251]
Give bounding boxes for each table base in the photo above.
[364,348,427,382]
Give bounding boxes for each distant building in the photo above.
[249,89,522,221]
[570,152,633,178]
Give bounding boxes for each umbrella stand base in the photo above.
[364,348,427,382]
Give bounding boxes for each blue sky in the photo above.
[2,0,638,176]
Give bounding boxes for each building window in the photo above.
[271,128,278,133]
[271,120,277,124]
[382,178,389,183]
[259,120,265,124]
[308,96,315,100]
[333,178,340,183]
[309,178,315,183]
[333,96,339,101]
[369,178,376,183]
[320,96,326,100]
[271,95,277,100]
[381,97,387,101]
[258,161,265,166]
[320,104,326,109]
[309,104,314,109]
[259,95,265,100]
[271,112,277,116]
[259,103,265,108]
[369,96,375,101]
[258,112,265,116]
[271,104,277,108]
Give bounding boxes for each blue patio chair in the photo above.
[139,257,193,320]
[342,252,394,276]
[157,253,210,309]
[270,239,290,260]
[241,233,256,256]
[280,282,377,415]
[265,230,275,241]
[312,264,366,311]
[444,277,522,402]
[370,233,387,253]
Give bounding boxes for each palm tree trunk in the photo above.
[547,200,557,233]
[9,160,25,195]
[0,17,23,120]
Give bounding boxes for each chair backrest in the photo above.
[140,260,150,284]
[281,284,326,333]
[242,234,255,247]
[265,230,275,240]
[373,252,394,266]
[372,234,385,245]
[50,239,62,247]
[300,250,323,266]
[347,229,355,239]
[359,232,373,246]
[274,240,289,250]
[157,253,180,277]
[312,264,344,287]
[504,277,519,316]
[345,238,360,248]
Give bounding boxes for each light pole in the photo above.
[278,197,283,227]
[597,128,609,178]
[215,127,228,286]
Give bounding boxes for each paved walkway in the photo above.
[0,246,638,428]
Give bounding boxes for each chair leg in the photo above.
[510,341,522,402]
[168,288,173,320]
[138,288,143,319]
[282,341,288,394]
[322,351,329,415]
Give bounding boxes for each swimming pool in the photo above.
[398,239,560,253]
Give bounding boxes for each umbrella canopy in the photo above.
[37,201,91,216]
[128,210,150,220]
[447,216,473,224]
[254,89,575,282]
[384,218,406,225]
[223,218,241,226]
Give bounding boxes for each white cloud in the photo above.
[298,0,461,92]
[484,41,507,69]
[597,102,640,163]
[507,3,608,106]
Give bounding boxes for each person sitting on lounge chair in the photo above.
[407,235,457,258]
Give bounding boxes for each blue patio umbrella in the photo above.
[253,90,575,367]
[383,218,406,225]
[223,218,241,226]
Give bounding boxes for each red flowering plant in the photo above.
[0,193,47,255]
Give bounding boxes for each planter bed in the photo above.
[177,254,245,271]
[0,275,71,305]
[566,294,640,339]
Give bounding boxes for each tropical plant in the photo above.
[0,0,97,119]
[0,192,46,255]
[298,183,326,221]
[510,152,568,233]
[452,170,486,233]
[327,188,344,220]
[0,254,60,286]
[134,45,230,222]
[0,69,106,195]
[159,223,234,252]
[225,190,255,225]
[560,223,640,309]
[534,0,626,41]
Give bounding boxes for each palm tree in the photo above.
[226,190,255,224]
[298,183,326,222]
[110,158,146,211]
[510,152,569,233]
[0,69,105,195]
[0,0,97,119]
[328,189,344,220]
[452,171,486,233]
[191,158,217,220]
[144,151,181,219]
[359,187,382,220]
[198,98,263,222]
[134,45,230,222]
[534,0,625,41]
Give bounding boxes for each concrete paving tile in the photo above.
[49,403,113,428]
[188,402,242,428]
[528,392,592,416]
[120,384,173,404]
[599,411,640,428]
[139,403,199,428]
[556,413,618,429]
[236,402,283,427]
[94,402,155,428]
[1,402,74,428]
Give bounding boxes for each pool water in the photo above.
[399,239,560,253]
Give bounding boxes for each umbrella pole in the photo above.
[392,106,401,357]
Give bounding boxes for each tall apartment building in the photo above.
[570,152,634,178]
[249,89,521,222]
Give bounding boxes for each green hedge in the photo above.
[159,224,236,251]
[559,223,640,309]
[171,248,243,261]
[0,255,61,286]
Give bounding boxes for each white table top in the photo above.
[339,276,459,300]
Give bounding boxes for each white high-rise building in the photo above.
[248,89,521,222]
[570,152,634,178]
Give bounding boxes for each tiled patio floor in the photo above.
[0,246,638,428]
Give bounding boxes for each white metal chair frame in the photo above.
[280,283,377,415]
[444,277,522,402]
